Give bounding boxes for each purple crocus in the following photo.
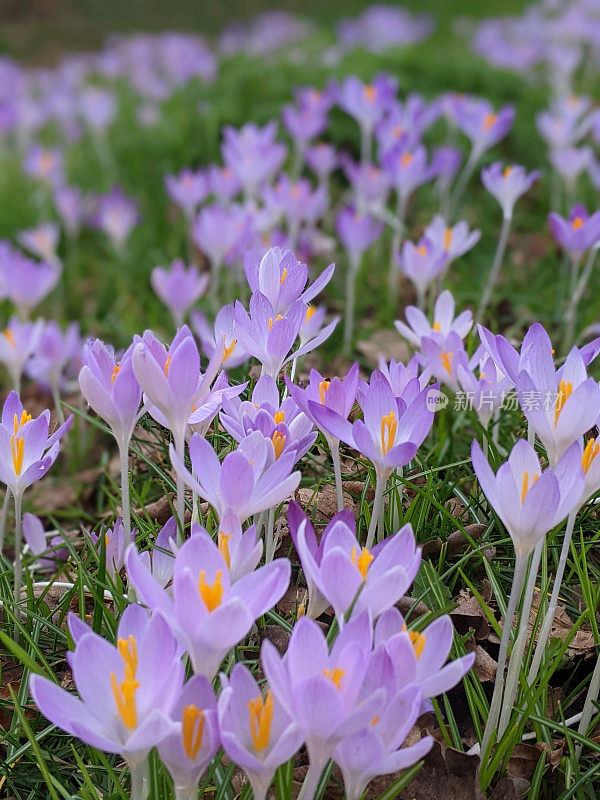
[455,98,515,157]
[164,168,208,219]
[282,86,330,149]
[95,187,139,254]
[221,120,287,197]
[472,438,583,557]
[26,321,82,407]
[337,74,397,134]
[214,509,262,583]
[0,242,61,318]
[126,526,290,678]
[395,236,447,308]
[17,222,61,265]
[424,216,480,265]
[90,517,135,580]
[382,143,433,206]
[219,663,303,800]
[22,145,65,187]
[516,341,600,466]
[336,206,383,258]
[169,430,301,525]
[481,162,540,219]
[207,165,241,203]
[157,675,220,800]
[151,260,209,328]
[0,317,44,393]
[191,202,253,294]
[30,605,184,770]
[333,684,431,800]
[419,330,467,392]
[262,612,384,799]
[23,512,69,570]
[296,513,421,627]
[306,142,338,182]
[191,304,248,370]
[396,290,473,349]
[548,203,600,256]
[457,353,513,428]
[54,185,85,237]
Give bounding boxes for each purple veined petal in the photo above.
[355,566,411,620]
[29,674,94,740]
[22,512,46,555]
[219,451,255,516]
[419,654,475,698]
[287,617,329,684]
[471,439,500,510]
[320,548,363,622]
[169,442,205,499]
[351,419,379,464]
[79,366,117,425]
[122,708,176,756]
[378,734,434,773]
[300,262,335,305]
[308,401,355,446]
[288,500,318,556]
[68,612,93,645]
[293,674,344,741]
[415,616,453,675]
[383,440,418,470]
[374,607,405,645]
[260,639,292,713]
[125,543,175,618]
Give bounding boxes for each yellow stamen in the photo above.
[323,667,345,689]
[440,351,453,376]
[272,431,286,460]
[582,438,600,474]
[554,379,573,426]
[370,715,379,726]
[198,570,224,612]
[164,355,172,376]
[380,411,397,456]
[218,531,233,569]
[364,85,377,103]
[110,635,139,730]
[483,112,497,132]
[416,245,428,256]
[223,337,237,362]
[14,411,31,433]
[10,436,24,475]
[520,471,539,504]
[4,329,15,347]
[280,268,288,285]
[248,691,273,752]
[432,321,441,332]
[305,305,316,323]
[408,630,426,659]
[268,315,283,331]
[571,217,584,230]
[393,125,404,139]
[274,410,285,424]
[319,380,330,404]
[443,228,453,251]
[182,704,205,759]
[351,545,374,580]
[111,365,120,385]
[400,152,413,169]
[503,166,513,179]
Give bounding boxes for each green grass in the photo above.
[2,3,600,800]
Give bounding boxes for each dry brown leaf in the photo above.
[357,329,410,367]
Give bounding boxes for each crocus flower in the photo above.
[206,165,241,203]
[78,86,117,133]
[419,331,468,392]
[244,247,334,317]
[17,222,61,265]
[481,162,539,219]
[342,158,391,211]
[218,663,303,800]
[471,438,584,557]
[395,237,447,307]
[157,675,220,800]
[306,142,338,182]
[164,168,208,218]
[191,202,253,293]
[263,175,327,234]
[516,342,600,465]
[151,260,209,328]
[282,87,330,148]
[430,146,462,193]
[30,605,184,769]
[374,607,475,701]
[548,203,600,256]
[0,242,61,318]
[22,145,65,187]
[551,146,592,189]
[333,685,431,800]
[0,317,44,393]
[191,304,248,369]
[336,206,383,259]
[131,516,177,590]
[395,290,472,349]
[126,526,290,678]
[382,143,433,206]
[457,353,513,428]
[79,339,143,451]
[262,612,384,794]
[337,74,397,133]
[169,430,301,525]
[25,320,82,398]
[0,391,72,501]
[377,355,424,395]
[54,185,85,237]
[214,509,262,583]
[90,517,135,580]
[95,187,139,253]
[296,513,421,626]
[455,98,515,158]
[423,216,480,265]
[221,121,287,196]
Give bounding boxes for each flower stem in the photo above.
[118,439,131,540]
[480,551,527,760]
[297,758,326,800]
[329,436,344,513]
[577,641,600,756]
[51,383,65,426]
[174,430,186,542]
[343,253,361,356]
[129,757,150,800]
[563,246,598,352]
[365,471,385,550]
[388,194,407,303]
[477,214,512,324]
[448,145,478,221]
[498,540,543,736]
[13,490,23,638]
[528,511,577,685]
[265,506,276,562]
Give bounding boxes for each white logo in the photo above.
[426,388,448,411]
